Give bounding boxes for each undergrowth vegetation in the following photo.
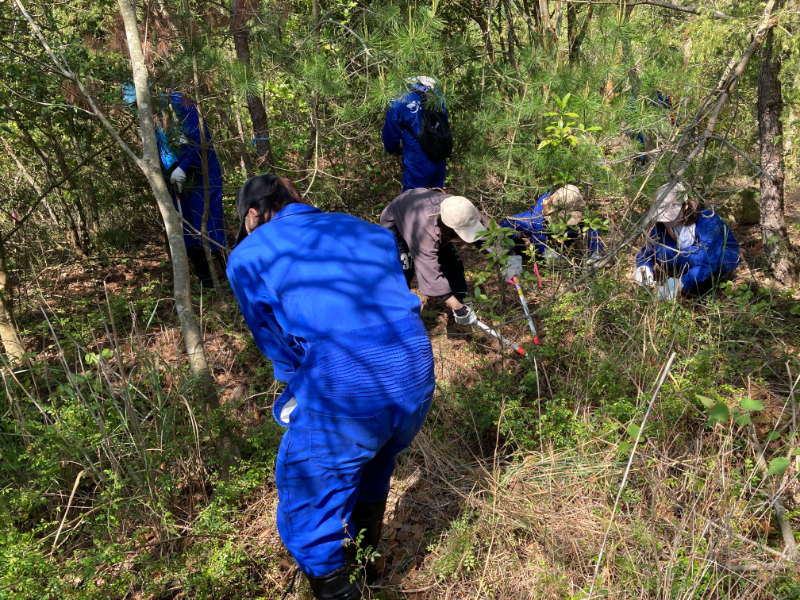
[4,255,800,598]
[2,0,800,598]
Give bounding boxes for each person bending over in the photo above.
[501,185,603,266]
[380,188,522,327]
[633,182,741,300]
[122,84,227,289]
[227,175,434,600]
[382,76,450,191]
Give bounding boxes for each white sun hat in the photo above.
[654,182,687,222]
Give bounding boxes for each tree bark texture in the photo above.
[213,96,254,178]
[303,0,320,172]
[502,0,518,70]
[192,51,225,297]
[117,0,216,394]
[0,235,25,363]
[118,0,239,474]
[621,2,640,98]
[231,0,275,172]
[757,18,800,284]
[567,3,592,64]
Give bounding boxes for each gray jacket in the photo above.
[380,188,490,298]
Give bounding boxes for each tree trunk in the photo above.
[621,2,640,98]
[302,0,320,172]
[116,0,240,468]
[502,0,518,71]
[231,0,275,172]
[757,15,800,284]
[192,50,225,298]
[213,95,254,178]
[0,234,25,363]
[568,3,592,64]
[66,113,101,237]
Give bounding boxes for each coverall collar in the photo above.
[272,203,321,222]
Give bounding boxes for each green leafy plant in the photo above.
[538,93,601,150]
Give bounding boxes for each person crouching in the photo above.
[501,185,603,267]
[633,182,741,300]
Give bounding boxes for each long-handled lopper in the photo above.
[475,319,526,357]
[507,275,541,345]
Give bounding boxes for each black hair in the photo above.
[681,200,706,227]
[235,175,305,246]
[240,176,303,220]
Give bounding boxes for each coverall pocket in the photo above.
[309,411,382,471]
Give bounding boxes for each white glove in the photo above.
[633,265,655,287]
[543,248,562,263]
[170,166,187,193]
[586,252,603,268]
[453,302,477,326]
[657,277,683,301]
[399,252,413,271]
[501,255,523,280]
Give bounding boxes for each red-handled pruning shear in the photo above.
[507,275,541,346]
[475,319,526,357]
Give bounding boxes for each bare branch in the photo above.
[9,0,142,166]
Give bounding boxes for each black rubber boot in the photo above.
[306,565,361,600]
[186,246,214,289]
[350,496,388,584]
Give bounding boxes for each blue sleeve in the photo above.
[172,96,206,175]
[155,126,178,170]
[382,101,403,155]
[504,196,549,255]
[680,214,738,290]
[635,226,659,270]
[227,261,303,383]
[587,228,603,254]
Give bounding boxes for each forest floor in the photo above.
[10,193,800,599]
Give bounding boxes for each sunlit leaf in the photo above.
[740,397,764,411]
[696,395,715,408]
[767,457,790,476]
[708,402,729,426]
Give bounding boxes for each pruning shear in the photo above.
[475,319,527,357]
[507,275,541,346]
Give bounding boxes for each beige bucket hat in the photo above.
[541,185,585,226]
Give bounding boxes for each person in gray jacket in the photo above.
[380,188,521,326]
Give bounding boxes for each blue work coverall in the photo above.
[500,193,603,256]
[226,204,434,577]
[157,92,227,249]
[382,85,448,191]
[635,210,740,293]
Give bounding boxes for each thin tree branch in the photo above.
[10,0,142,166]
[1,127,131,243]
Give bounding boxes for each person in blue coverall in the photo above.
[501,185,604,266]
[227,175,435,600]
[122,84,227,287]
[382,76,449,191]
[633,182,741,299]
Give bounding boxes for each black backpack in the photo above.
[412,92,453,163]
